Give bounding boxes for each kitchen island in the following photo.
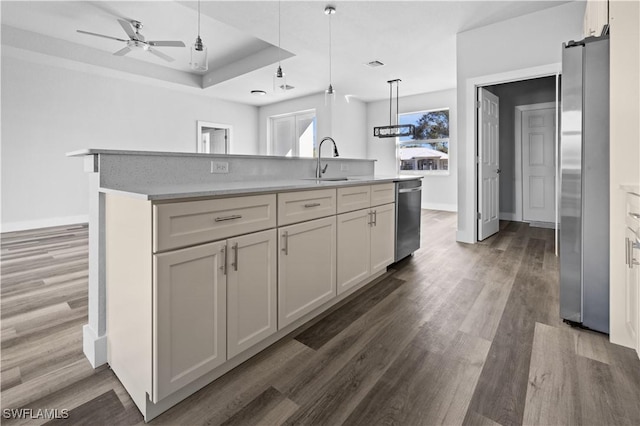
[68,149,421,420]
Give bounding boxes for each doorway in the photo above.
[197,121,231,154]
[477,75,559,242]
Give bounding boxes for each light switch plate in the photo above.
[211,161,229,173]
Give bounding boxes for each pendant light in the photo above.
[373,79,415,138]
[324,5,336,105]
[190,0,208,72]
[273,0,286,93]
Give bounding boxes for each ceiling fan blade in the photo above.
[118,19,137,39]
[148,48,174,62]
[113,47,131,56]
[148,41,186,47]
[77,30,126,42]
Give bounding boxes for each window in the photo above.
[398,109,449,174]
[269,110,316,157]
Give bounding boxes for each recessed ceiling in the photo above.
[1,1,573,106]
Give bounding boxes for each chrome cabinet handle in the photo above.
[220,247,227,275]
[373,210,377,226]
[630,212,640,219]
[626,237,630,267]
[282,231,289,255]
[367,211,373,226]
[232,242,239,271]
[304,203,321,208]
[215,214,242,222]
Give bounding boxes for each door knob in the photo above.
[496,168,501,174]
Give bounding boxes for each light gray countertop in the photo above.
[101,175,421,201]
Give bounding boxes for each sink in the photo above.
[302,177,350,182]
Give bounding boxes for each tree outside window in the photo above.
[398,109,449,173]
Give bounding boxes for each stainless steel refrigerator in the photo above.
[559,35,610,333]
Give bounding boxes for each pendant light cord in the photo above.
[328,11,332,86]
[197,0,201,37]
[389,82,392,126]
[278,0,282,65]
[396,80,400,126]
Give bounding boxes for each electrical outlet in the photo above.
[340,163,349,171]
[210,161,229,174]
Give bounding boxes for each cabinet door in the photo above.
[626,227,639,355]
[278,216,336,328]
[370,203,396,274]
[227,229,277,359]
[337,209,371,294]
[153,240,226,402]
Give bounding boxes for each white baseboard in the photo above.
[1,215,89,233]
[83,324,108,368]
[421,202,457,212]
[499,212,518,221]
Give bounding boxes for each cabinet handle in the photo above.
[367,211,373,226]
[630,212,640,219]
[221,247,227,275]
[304,203,321,208]
[232,242,239,271]
[373,210,377,226]
[626,237,630,267]
[215,214,242,222]
[282,231,289,255]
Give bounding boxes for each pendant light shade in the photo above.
[324,5,336,105]
[190,0,208,71]
[273,1,287,93]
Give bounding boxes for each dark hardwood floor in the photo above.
[1,212,639,425]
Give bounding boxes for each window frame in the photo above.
[268,109,317,157]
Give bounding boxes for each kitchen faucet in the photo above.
[316,137,340,178]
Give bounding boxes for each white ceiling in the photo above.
[1,0,572,106]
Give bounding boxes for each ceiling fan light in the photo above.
[273,65,286,93]
[190,37,208,71]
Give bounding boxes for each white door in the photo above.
[337,209,371,294]
[522,108,556,223]
[478,88,500,241]
[153,240,227,402]
[278,216,336,328]
[227,229,277,359]
[370,203,396,274]
[210,128,228,154]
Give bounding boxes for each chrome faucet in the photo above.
[316,137,340,178]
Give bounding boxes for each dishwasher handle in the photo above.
[398,187,422,194]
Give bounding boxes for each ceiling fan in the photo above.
[77,19,185,62]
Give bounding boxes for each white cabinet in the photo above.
[370,203,396,274]
[227,229,277,358]
[584,0,609,37]
[337,203,396,294]
[278,216,337,327]
[153,240,227,402]
[337,209,372,293]
[625,226,639,356]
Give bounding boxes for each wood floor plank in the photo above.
[220,386,298,426]
[294,276,406,350]
[522,322,582,426]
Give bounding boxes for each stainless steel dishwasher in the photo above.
[395,179,422,261]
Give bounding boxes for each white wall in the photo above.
[455,1,585,242]
[1,55,259,231]
[257,92,367,159]
[367,88,457,211]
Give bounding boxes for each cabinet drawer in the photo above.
[153,194,276,252]
[337,185,371,214]
[627,193,640,233]
[370,183,395,206]
[278,189,336,226]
